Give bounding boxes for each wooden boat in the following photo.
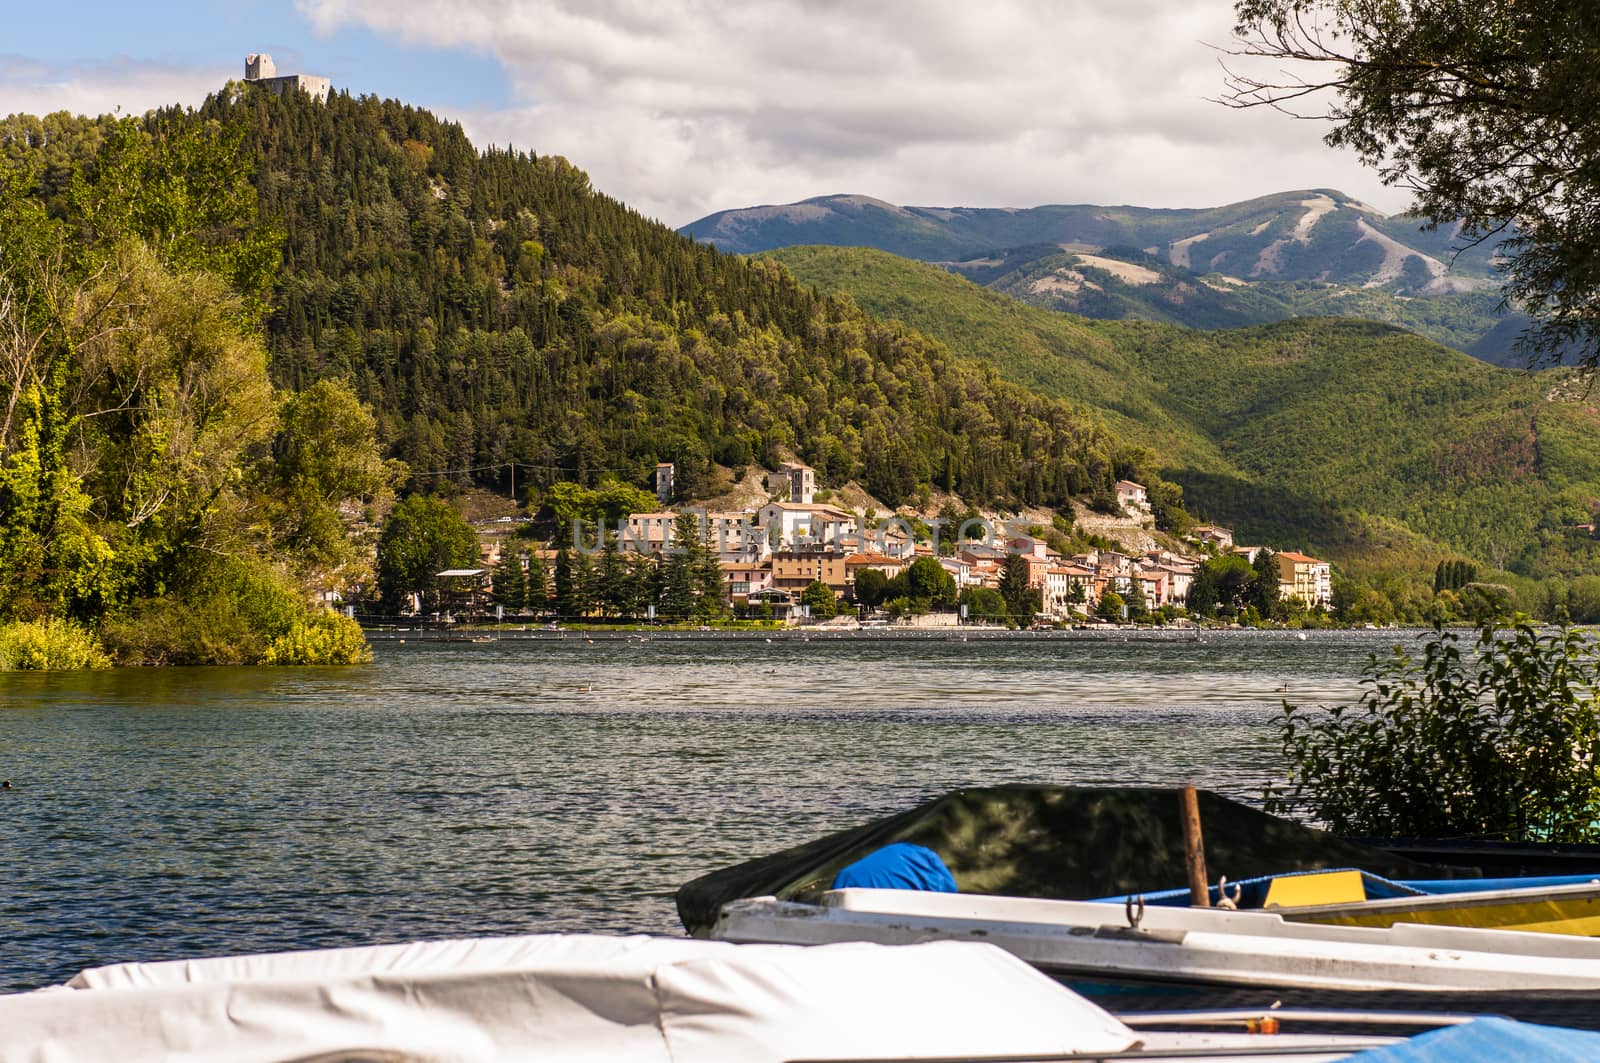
[711,887,1600,1028]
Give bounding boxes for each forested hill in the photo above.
[178,87,1155,510]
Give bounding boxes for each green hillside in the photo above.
[165,91,1155,511]
[769,246,1600,577]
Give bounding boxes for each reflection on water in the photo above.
[0,629,1414,990]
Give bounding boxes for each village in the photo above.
[448,461,1335,624]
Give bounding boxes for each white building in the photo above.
[243,54,331,102]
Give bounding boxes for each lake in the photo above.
[0,628,1411,991]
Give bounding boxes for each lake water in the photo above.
[0,628,1413,991]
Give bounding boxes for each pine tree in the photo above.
[492,549,526,614]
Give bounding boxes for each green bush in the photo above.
[100,557,361,666]
[0,619,111,670]
[261,611,371,665]
[1268,618,1600,842]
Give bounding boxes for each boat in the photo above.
[0,930,1426,1062]
[710,886,1600,1028]
[1103,867,1600,936]
[675,785,1468,938]
[676,785,1600,939]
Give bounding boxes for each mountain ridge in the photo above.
[682,190,1551,364]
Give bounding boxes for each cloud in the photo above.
[0,56,230,122]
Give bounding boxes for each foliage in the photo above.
[0,108,383,662]
[545,479,659,527]
[904,556,957,608]
[99,557,316,665]
[0,618,110,670]
[1097,591,1126,621]
[260,610,372,665]
[801,580,838,619]
[375,494,480,611]
[1186,553,1257,617]
[958,586,1009,623]
[1268,620,1600,841]
[1227,0,1600,365]
[853,567,890,607]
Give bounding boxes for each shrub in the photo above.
[0,619,111,670]
[100,557,361,666]
[1267,618,1600,842]
[261,611,372,665]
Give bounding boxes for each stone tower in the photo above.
[244,54,276,81]
[656,463,675,506]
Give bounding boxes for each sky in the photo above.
[0,0,1412,228]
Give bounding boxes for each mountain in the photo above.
[768,246,1600,578]
[681,191,1548,363]
[684,189,1498,288]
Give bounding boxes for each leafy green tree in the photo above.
[1147,479,1192,535]
[1269,620,1600,841]
[854,567,890,607]
[1097,590,1126,621]
[905,556,957,608]
[1227,0,1600,365]
[376,495,479,612]
[1568,576,1600,625]
[801,580,837,619]
[958,586,1008,623]
[1187,554,1255,616]
[262,377,398,575]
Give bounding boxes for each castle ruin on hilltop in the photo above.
[243,54,330,102]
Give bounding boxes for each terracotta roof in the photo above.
[1278,551,1326,564]
[844,552,903,566]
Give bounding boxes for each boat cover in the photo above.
[1347,1016,1600,1061]
[832,842,959,891]
[677,784,1463,935]
[0,932,1138,1063]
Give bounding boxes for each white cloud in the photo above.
[0,57,229,122]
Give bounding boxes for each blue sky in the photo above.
[3,1,508,111]
[1,1,1408,227]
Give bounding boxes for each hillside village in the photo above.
[457,462,1333,624]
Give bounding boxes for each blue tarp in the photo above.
[831,843,959,892]
[1348,1017,1600,1061]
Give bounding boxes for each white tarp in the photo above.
[0,933,1137,1063]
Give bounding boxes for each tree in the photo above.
[262,378,398,575]
[1097,590,1126,621]
[376,495,479,612]
[958,586,1008,623]
[492,549,526,614]
[854,567,890,607]
[526,550,550,614]
[1187,554,1256,616]
[552,546,580,617]
[905,556,957,608]
[1249,548,1280,620]
[998,554,1032,613]
[1225,0,1600,365]
[801,580,837,619]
